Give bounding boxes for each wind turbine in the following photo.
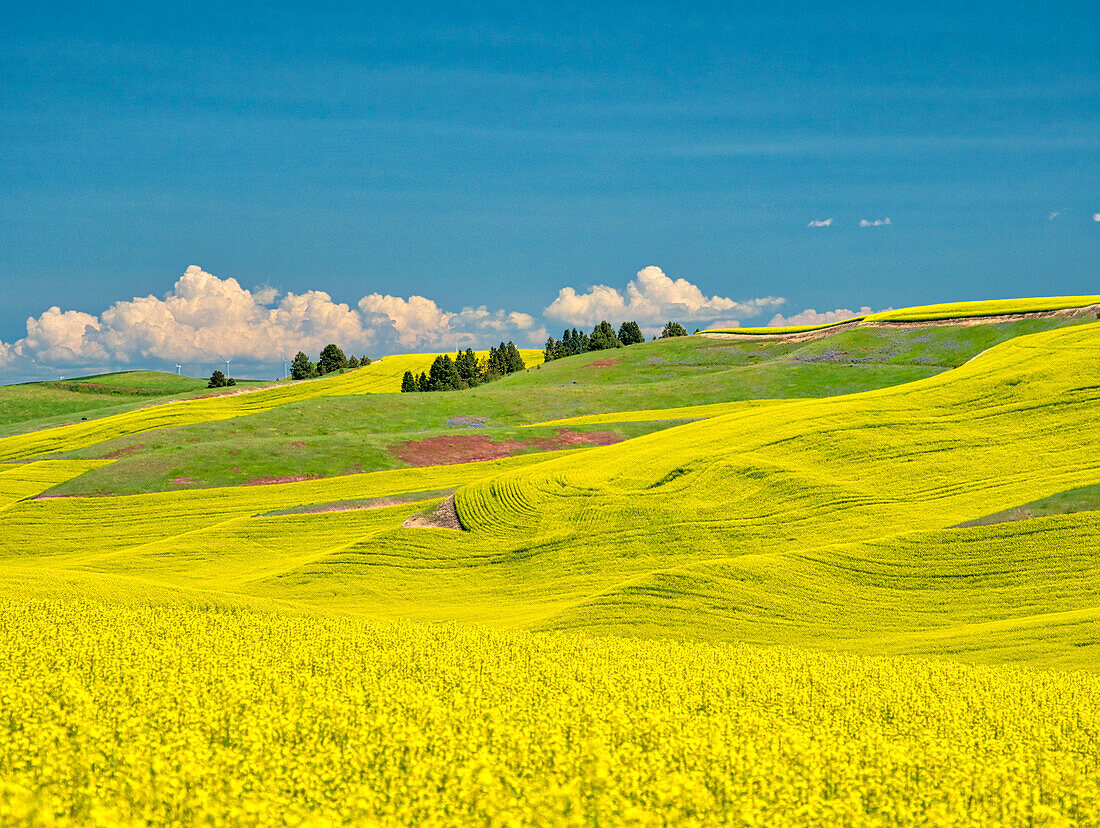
[216,353,232,378]
[281,355,288,379]
[175,362,182,376]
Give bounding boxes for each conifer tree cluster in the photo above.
[289,345,370,380]
[542,320,648,362]
[401,342,526,393]
[206,370,236,388]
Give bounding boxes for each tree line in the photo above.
[401,342,526,393]
[290,344,371,380]
[543,320,688,361]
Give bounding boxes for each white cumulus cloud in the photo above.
[768,306,874,327]
[1,265,545,375]
[544,266,784,327]
[859,218,891,227]
[1094,213,1100,222]
[807,218,833,227]
[19,307,109,364]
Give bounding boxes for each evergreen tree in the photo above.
[347,356,360,369]
[543,336,558,363]
[207,370,228,388]
[588,320,622,351]
[317,343,347,375]
[618,321,644,345]
[485,344,507,378]
[575,329,590,353]
[505,341,525,373]
[290,351,314,380]
[455,348,480,386]
[428,354,460,391]
[661,321,688,338]
[416,372,429,392]
[400,370,417,392]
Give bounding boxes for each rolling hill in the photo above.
[1,297,1098,824]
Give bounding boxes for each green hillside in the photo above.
[2,299,1099,824]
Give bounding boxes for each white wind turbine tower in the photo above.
[175,362,182,376]
[216,353,232,378]
[281,355,288,379]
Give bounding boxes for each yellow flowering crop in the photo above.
[2,598,1099,827]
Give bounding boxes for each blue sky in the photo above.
[1,1,1097,379]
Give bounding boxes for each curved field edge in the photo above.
[701,294,1100,334]
[2,597,1099,826]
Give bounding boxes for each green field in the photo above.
[2,299,1099,824]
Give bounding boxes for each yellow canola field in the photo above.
[864,295,1100,322]
[0,460,111,511]
[461,323,1100,546]
[3,598,1100,828]
[0,452,567,572]
[1,324,1096,659]
[702,294,1100,334]
[0,349,542,463]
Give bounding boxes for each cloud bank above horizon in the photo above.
[0,265,786,378]
[544,266,784,329]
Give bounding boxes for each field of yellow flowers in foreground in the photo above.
[3,597,1099,828]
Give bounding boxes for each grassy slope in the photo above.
[0,319,1096,670]
[29,314,1088,495]
[0,351,541,441]
[0,371,251,438]
[956,482,1100,527]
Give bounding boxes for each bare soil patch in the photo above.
[402,495,465,530]
[533,430,621,449]
[590,358,620,367]
[390,430,623,467]
[171,477,198,486]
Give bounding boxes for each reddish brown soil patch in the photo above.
[171,477,198,485]
[402,495,465,530]
[589,358,619,367]
[533,429,622,449]
[243,473,323,486]
[390,430,624,467]
[289,441,307,448]
[392,434,525,466]
[101,444,144,460]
